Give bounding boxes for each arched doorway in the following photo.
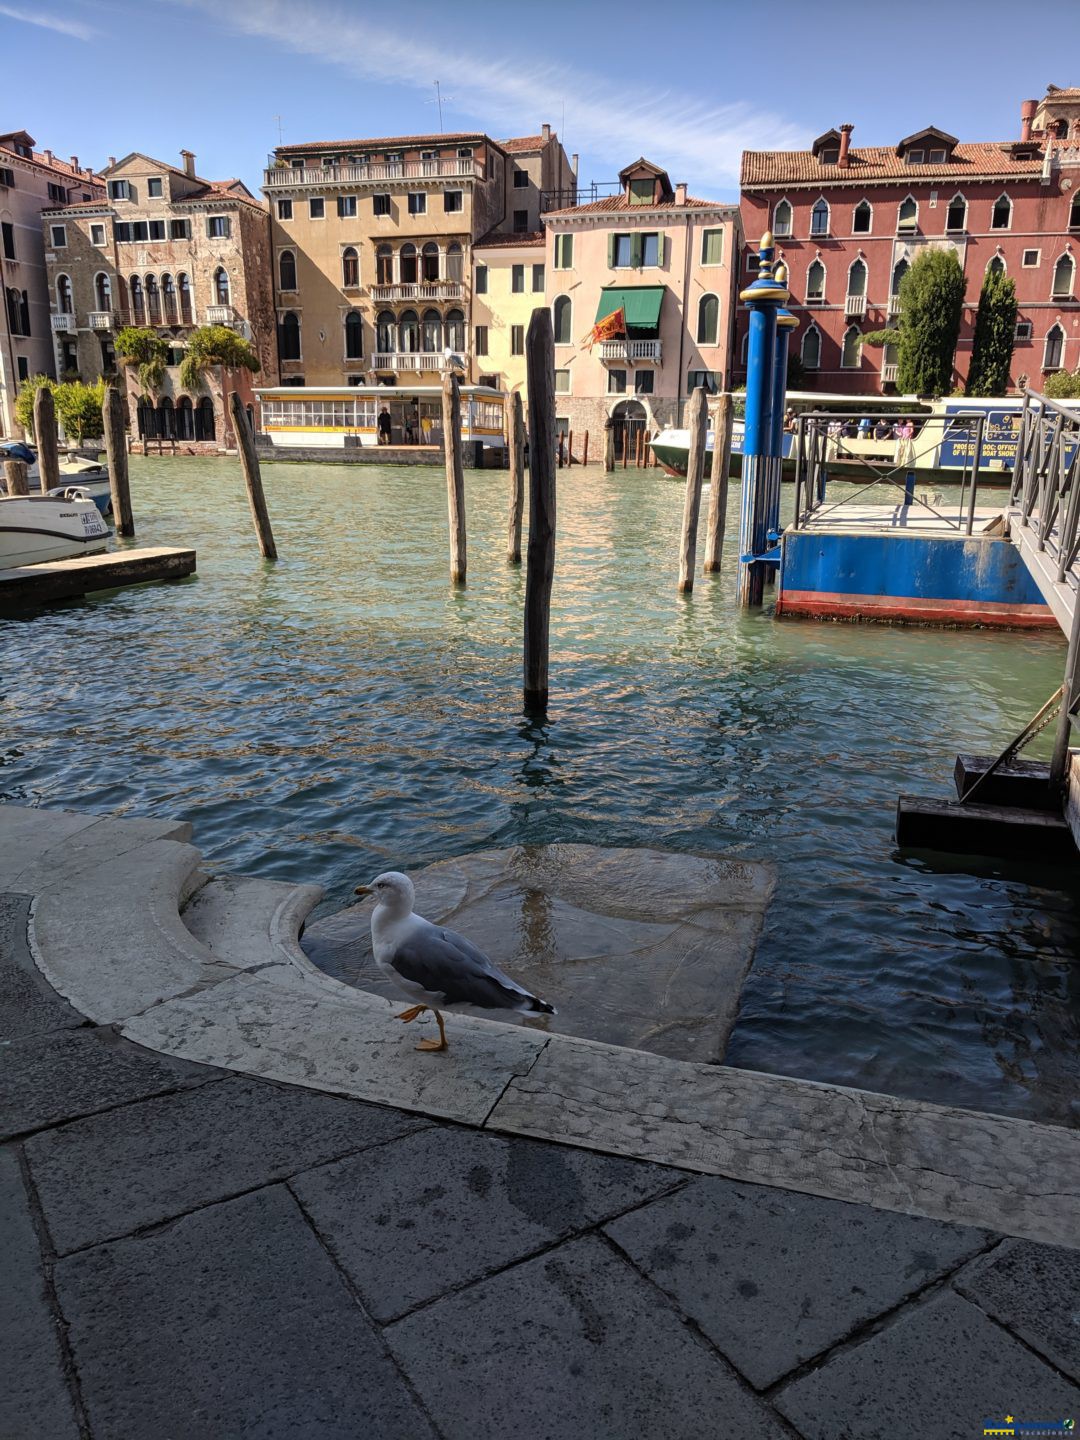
[157,395,175,440]
[610,399,648,462]
[195,396,215,441]
[176,396,195,440]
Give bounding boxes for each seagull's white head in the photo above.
[355,870,415,918]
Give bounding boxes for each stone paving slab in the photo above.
[54,1185,436,1440]
[385,1233,779,1440]
[0,805,106,892]
[0,1147,80,1440]
[956,1238,1080,1383]
[604,1171,991,1388]
[1,1026,216,1142]
[25,1073,429,1255]
[774,1290,1080,1440]
[291,1125,681,1322]
[0,894,83,1042]
[12,814,194,896]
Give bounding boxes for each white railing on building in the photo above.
[844,293,867,317]
[205,305,237,325]
[370,281,465,303]
[87,311,113,331]
[882,363,899,383]
[50,313,75,332]
[598,338,662,362]
[888,293,902,316]
[372,352,463,372]
[264,158,484,187]
[805,292,825,306]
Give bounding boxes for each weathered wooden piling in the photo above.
[704,392,734,573]
[604,419,614,472]
[4,459,29,496]
[524,310,556,711]
[441,372,466,585]
[582,431,589,466]
[229,391,277,560]
[678,387,709,594]
[102,387,135,537]
[34,386,60,495]
[507,390,525,565]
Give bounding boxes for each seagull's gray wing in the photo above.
[390,926,547,1013]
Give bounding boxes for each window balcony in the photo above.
[370,281,465,303]
[50,313,75,332]
[882,362,899,384]
[205,304,238,325]
[844,293,867,317]
[804,292,825,306]
[598,338,662,363]
[87,311,113,330]
[372,352,460,372]
[264,158,484,188]
[888,293,902,316]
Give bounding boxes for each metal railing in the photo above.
[264,158,483,187]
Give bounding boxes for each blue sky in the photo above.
[2,0,1078,199]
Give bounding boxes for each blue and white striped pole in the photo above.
[738,231,789,607]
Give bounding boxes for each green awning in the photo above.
[595,285,665,336]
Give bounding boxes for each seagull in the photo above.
[354,871,556,1052]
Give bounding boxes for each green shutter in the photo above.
[630,234,643,268]
[656,233,665,267]
[607,233,615,268]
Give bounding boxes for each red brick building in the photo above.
[736,86,1080,394]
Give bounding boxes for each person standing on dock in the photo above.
[378,406,392,446]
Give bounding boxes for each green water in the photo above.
[3,456,1077,1124]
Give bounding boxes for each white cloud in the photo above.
[0,3,94,40]
[175,0,809,192]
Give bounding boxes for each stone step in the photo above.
[181,874,324,973]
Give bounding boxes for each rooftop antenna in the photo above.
[429,80,455,132]
[273,114,284,146]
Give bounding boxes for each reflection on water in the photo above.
[1,457,1077,1124]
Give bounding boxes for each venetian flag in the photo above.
[585,307,626,348]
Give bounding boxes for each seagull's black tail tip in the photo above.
[527,996,557,1016]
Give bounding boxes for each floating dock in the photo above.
[0,546,196,614]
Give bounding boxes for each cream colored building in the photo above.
[471,230,546,392]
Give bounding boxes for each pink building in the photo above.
[543,160,741,456]
[737,85,1080,395]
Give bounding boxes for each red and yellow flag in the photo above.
[585,307,625,348]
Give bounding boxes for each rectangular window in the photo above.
[373,193,391,216]
[512,264,525,293]
[148,220,166,240]
[511,325,524,355]
[1022,249,1040,267]
[554,368,570,393]
[89,223,106,246]
[50,224,66,248]
[408,192,426,215]
[107,179,129,200]
[444,190,463,213]
[634,371,655,395]
[640,232,659,267]
[906,149,924,164]
[47,183,66,204]
[612,234,633,267]
[277,199,292,220]
[475,264,488,294]
[309,198,324,220]
[513,210,529,232]
[337,195,357,218]
[208,215,231,237]
[746,251,760,273]
[1,221,13,259]
[701,229,723,265]
[458,147,473,159]
[147,177,163,197]
[0,167,14,187]
[607,369,627,394]
[554,233,573,269]
[114,221,131,242]
[629,178,654,205]
[17,355,29,382]
[1015,320,1033,340]
[131,221,149,241]
[532,263,545,292]
[928,148,946,163]
[474,325,488,355]
[688,370,722,394]
[169,218,191,239]
[513,170,529,189]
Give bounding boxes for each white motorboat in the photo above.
[0,495,110,569]
[0,442,112,515]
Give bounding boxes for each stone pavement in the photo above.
[4,891,1079,1440]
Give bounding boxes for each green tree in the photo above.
[115,326,170,396]
[53,380,107,445]
[179,326,260,439]
[966,268,1017,396]
[1043,368,1080,400]
[894,249,966,397]
[13,374,55,440]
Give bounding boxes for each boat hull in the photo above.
[0,496,110,569]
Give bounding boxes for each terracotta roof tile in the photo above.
[0,142,104,189]
[474,228,545,248]
[544,193,725,217]
[500,135,546,153]
[275,131,502,154]
[741,141,1046,187]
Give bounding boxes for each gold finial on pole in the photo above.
[774,261,788,285]
[761,230,774,249]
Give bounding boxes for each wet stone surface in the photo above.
[302,844,776,1063]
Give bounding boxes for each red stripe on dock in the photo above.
[777,590,1058,629]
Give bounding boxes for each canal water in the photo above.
[3,456,1077,1125]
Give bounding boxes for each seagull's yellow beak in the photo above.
[354,884,373,896]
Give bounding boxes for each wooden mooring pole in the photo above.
[229,391,277,560]
[34,385,60,495]
[678,387,709,594]
[4,459,29,496]
[442,372,466,585]
[524,309,556,711]
[102,386,135,537]
[507,390,525,565]
[604,419,614,472]
[704,392,734,573]
[582,430,589,466]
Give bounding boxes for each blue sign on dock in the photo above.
[938,406,1021,469]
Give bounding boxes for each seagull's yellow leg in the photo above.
[416,1009,448,1052]
[396,1005,426,1023]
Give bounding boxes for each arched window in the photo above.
[847,258,867,297]
[945,193,967,231]
[740,329,749,365]
[553,294,572,344]
[279,249,297,291]
[991,193,1012,230]
[399,308,419,352]
[445,308,464,352]
[446,242,463,283]
[801,323,821,369]
[376,245,393,285]
[213,267,230,306]
[400,243,418,284]
[697,293,719,345]
[987,255,1006,278]
[891,257,909,300]
[841,326,861,368]
[773,198,792,237]
[852,199,872,234]
[1071,194,1080,229]
[421,242,439,283]
[421,308,441,352]
[195,395,215,441]
[376,310,396,352]
[344,310,363,360]
[1044,323,1065,370]
[177,273,192,324]
[897,195,918,231]
[1052,253,1075,299]
[161,273,176,324]
[129,274,144,321]
[145,273,160,324]
[805,258,826,302]
[176,395,195,441]
[94,272,112,311]
[158,395,175,440]
[56,274,73,314]
[341,246,359,288]
[810,197,830,236]
[278,310,301,361]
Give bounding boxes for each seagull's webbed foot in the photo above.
[416,1009,448,1052]
[396,1005,426,1023]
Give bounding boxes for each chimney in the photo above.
[70,155,78,171]
[1020,99,1037,142]
[571,153,578,176]
[108,156,115,168]
[43,148,53,164]
[180,149,196,178]
[838,124,854,167]
[541,123,551,144]
[675,182,688,206]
